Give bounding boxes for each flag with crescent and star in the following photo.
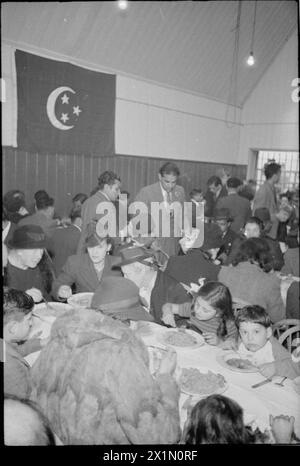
[15,50,116,156]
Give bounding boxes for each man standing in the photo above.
[253,162,282,239]
[77,171,121,254]
[216,177,252,234]
[204,175,227,219]
[134,162,186,262]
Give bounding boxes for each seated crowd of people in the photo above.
[2,161,300,445]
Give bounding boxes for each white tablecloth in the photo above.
[25,316,300,438]
[132,322,300,436]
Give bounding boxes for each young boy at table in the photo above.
[3,288,48,398]
[235,305,300,380]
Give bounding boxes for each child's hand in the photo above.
[258,362,276,378]
[270,415,295,443]
[161,303,176,327]
[58,285,72,300]
[26,287,43,303]
[202,332,218,346]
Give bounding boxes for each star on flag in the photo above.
[60,113,69,123]
[61,93,69,104]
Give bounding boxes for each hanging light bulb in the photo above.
[247,52,255,66]
[247,1,257,67]
[117,0,128,10]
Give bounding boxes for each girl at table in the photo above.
[161,281,237,347]
[51,227,121,300]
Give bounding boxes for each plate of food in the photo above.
[157,328,204,349]
[217,351,258,373]
[178,366,228,397]
[67,292,94,309]
[33,302,72,318]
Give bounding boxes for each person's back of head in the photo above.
[184,395,252,444]
[72,193,88,205]
[190,188,203,201]
[69,208,82,228]
[3,189,26,214]
[4,395,56,445]
[232,237,273,272]
[264,162,281,180]
[227,177,242,191]
[97,171,120,190]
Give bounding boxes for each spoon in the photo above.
[275,376,287,387]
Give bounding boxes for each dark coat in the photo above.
[216,193,252,233]
[204,186,227,218]
[51,254,121,299]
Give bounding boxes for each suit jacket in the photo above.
[18,211,57,239]
[51,224,81,275]
[204,186,227,218]
[217,193,252,233]
[218,262,285,323]
[77,191,115,255]
[51,254,121,299]
[253,181,278,218]
[217,228,238,261]
[134,181,186,258]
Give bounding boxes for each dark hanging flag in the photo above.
[15,50,116,156]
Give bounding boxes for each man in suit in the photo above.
[213,207,238,264]
[77,171,121,254]
[51,210,82,276]
[18,192,58,240]
[216,177,252,234]
[253,162,282,239]
[134,162,186,262]
[204,175,227,219]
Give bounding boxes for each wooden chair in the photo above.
[272,319,300,339]
[278,325,300,353]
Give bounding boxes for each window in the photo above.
[256,151,299,192]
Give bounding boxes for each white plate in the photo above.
[67,292,94,309]
[216,351,258,373]
[156,328,204,349]
[178,366,228,397]
[33,302,72,318]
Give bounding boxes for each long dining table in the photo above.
[25,305,300,441]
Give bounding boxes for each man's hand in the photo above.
[25,287,43,303]
[270,415,295,443]
[58,285,72,300]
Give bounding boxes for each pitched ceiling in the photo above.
[1,1,297,107]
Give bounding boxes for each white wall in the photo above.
[116,76,241,163]
[238,30,299,170]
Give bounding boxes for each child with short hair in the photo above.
[162,281,237,347]
[235,305,300,379]
[3,288,48,398]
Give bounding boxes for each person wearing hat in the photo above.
[18,191,58,240]
[214,208,238,264]
[3,190,29,224]
[216,177,252,234]
[91,276,154,322]
[51,227,121,301]
[4,224,55,302]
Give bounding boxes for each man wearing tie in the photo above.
[134,162,186,263]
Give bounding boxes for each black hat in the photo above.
[7,225,47,249]
[112,244,156,269]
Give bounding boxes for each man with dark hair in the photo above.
[3,189,29,224]
[205,175,227,218]
[77,170,121,254]
[216,177,252,233]
[253,163,282,234]
[18,191,58,239]
[4,395,56,445]
[134,162,186,262]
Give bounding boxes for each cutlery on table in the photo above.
[275,376,287,386]
[251,378,273,388]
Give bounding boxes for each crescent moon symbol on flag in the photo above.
[46,86,75,130]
